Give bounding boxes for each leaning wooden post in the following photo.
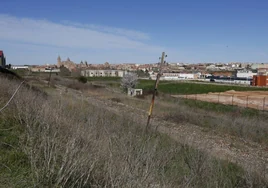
[263,97,266,111]
[146,52,166,132]
[48,68,52,87]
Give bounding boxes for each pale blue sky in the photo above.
[1,0,268,65]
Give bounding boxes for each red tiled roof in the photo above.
[0,51,3,56]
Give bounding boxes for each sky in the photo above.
[1,0,268,65]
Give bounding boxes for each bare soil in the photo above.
[172,90,268,111]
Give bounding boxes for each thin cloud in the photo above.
[0,14,161,51]
[62,21,150,40]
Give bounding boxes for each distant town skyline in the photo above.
[1,0,268,65]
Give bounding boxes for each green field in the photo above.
[182,98,264,117]
[78,77,268,95]
[137,80,268,94]
[86,76,121,82]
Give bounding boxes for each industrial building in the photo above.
[252,75,268,86]
[0,50,6,67]
[204,76,252,85]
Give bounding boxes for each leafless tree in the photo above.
[121,73,138,91]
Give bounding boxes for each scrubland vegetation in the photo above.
[0,75,267,187]
[163,98,268,144]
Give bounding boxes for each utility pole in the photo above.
[146,52,167,132]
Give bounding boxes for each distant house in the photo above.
[0,50,6,67]
[206,64,216,70]
[257,68,268,75]
[251,63,268,70]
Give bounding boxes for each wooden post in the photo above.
[48,69,52,87]
[246,95,249,108]
[146,52,166,132]
[218,92,220,103]
[232,95,234,106]
[263,97,266,111]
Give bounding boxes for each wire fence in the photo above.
[0,81,25,113]
[181,93,268,111]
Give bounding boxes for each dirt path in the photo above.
[56,85,268,181]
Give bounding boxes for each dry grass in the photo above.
[102,90,268,145]
[160,98,268,145]
[0,76,267,187]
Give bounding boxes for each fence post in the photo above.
[263,97,266,111]
[232,95,234,106]
[218,92,220,103]
[246,95,249,108]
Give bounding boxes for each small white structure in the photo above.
[128,88,143,96]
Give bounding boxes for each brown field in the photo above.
[172,90,268,110]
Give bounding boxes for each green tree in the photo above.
[59,65,71,77]
[78,76,87,83]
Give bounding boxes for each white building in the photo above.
[162,73,198,80]
[44,69,60,73]
[236,70,256,78]
[11,65,29,70]
[81,70,127,77]
[150,73,199,80]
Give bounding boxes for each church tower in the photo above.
[57,55,61,67]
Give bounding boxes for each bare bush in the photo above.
[51,77,94,91]
[121,73,138,91]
